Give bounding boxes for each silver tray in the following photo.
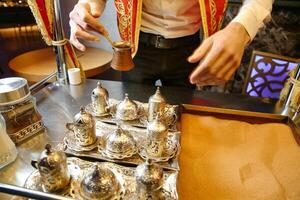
[63,121,180,171]
[85,99,179,131]
[24,157,178,200]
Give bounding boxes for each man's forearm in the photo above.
[231,0,274,40]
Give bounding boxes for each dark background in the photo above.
[0,0,299,94]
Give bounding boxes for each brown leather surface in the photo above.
[179,113,300,200]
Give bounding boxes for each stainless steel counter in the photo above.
[0,79,284,199]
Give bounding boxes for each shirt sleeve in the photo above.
[231,0,274,40]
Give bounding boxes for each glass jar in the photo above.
[0,113,17,169]
[0,77,44,144]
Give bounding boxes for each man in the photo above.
[69,0,273,87]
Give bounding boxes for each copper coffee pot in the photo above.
[101,30,134,71]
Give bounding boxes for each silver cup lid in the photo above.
[0,77,30,106]
[106,125,136,155]
[135,160,164,191]
[80,165,119,199]
[91,81,109,100]
[149,87,166,103]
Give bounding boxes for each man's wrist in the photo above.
[227,22,251,45]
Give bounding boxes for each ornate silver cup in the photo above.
[91,81,109,116]
[115,93,138,121]
[135,161,164,198]
[148,87,166,122]
[146,114,168,158]
[31,144,70,192]
[66,107,96,147]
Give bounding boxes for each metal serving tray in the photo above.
[24,157,178,200]
[63,121,180,171]
[181,104,299,138]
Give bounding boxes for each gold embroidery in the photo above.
[133,0,143,56]
[218,0,228,30]
[115,0,130,41]
[45,0,53,34]
[209,0,217,33]
[27,0,53,45]
[199,0,209,38]
[28,0,85,80]
[115,1,125,36]
[115,0,139,54]
[127,0,133,47]
[199,0,228,38]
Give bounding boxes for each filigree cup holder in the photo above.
[30,144,70,193]
[135,160,165,199]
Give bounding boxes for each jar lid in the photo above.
[0,77,30,106]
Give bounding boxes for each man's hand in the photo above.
[69,0,107,51]
[188,22,251,86]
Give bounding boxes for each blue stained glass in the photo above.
[254,55,264,62]
[269,83,284,90]
[251,69,258,77]
[262,87,272,97]
[246,84,253,93]
[250,90,259,97]
[246,53,298,99]
[257,62,272,73]
[256,85,263,92]
[253,77,265,87]
[266,73,288,82]
[269,92,280,99]
[273,65,287,75]
[272,59,288,65]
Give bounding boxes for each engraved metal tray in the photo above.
[24,157,178,200]
[63,121,180,171]
[85,99,179,131]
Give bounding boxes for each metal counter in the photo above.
[0,79,281,199]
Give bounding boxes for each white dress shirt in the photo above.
[141,0,274,40]
[141,0,201,39]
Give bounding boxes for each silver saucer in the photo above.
[85,102,111,117]
[64,131,99,152]
[24,170,71,197]
[97,126,138,160]
[138,134,179,162]
[98,143,138,160]
[69,167,125,200]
